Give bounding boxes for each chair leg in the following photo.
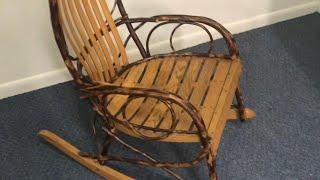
[101,135,113,155]
[207,147,218,180]
[235,85,246,121]
[96,131,114,164]
[92,115,115,164]
[234,84,256,121]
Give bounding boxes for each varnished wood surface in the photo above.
[106,55,243,143]
[38,130,134,180]
[47,0,255,179]
[57,0,128,82]
[226,108,256,121]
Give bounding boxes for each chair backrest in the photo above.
[53,0,128,83]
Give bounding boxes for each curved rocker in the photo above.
[39,0,256,179]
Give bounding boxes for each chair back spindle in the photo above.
[56,0,128,82]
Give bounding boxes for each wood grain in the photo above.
[38,130,134,180]
[105,56,243,143]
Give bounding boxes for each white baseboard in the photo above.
[0,68,71,100]
[0,1,319,100]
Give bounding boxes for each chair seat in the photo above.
[105,55,242,142]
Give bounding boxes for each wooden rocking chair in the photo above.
[39,0,256,179]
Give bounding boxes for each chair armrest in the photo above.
[82,83,213,169]
[116,14,239,59]
[81,83,210,143]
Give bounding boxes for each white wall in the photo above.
[0,0,319,99]
[124,0,315,23]
[0,0,63,84]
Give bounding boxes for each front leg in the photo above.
[235,85,246,121]
[227,84,256,121]
[207,141,218,180]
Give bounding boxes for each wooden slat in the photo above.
[185,59,219,131]
[174,57,206,131]
[207,60,241,133]
[67,0,105,81]
[189,59,218,107]
[127,60,162,125]
[157,59,189,130]
[177,58,202,99]
[106,63,148,115]
[209,62,241,153]
[121,57,183,129]
[59,0,98,80]
[81,0,116,77]
[123,57,178,127]
[153,57,176,87]
[90,0,123,69]
[215,78,239,131]
[105,56,243,143]
[198,59,232,129]
[58,0,129,82]
[99,0,128,65]
[132,58,187,127]
[58,0,94,79]
[141,57,201,129]
[74,0,111,81]
[140,58,176,128]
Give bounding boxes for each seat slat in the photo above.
[105,56,242,143]
[125,60,162,124]
[155,58,189,129]
[130,57,188,129]
[174,57,207,131]
[184,59,219,131]
[189,59,218,107]
[139,57,194,128]
[106,63,147,115]
[206,60,241,132]
[141,58,176,128]
[196,59,232,130]
[143,57,204,129]
[211,69,240,153]
[131,58,187,129]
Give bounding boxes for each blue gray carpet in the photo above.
[0,13,319,180]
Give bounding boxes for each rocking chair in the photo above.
[39,0,256,179]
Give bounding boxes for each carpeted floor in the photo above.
[0,13,319,180]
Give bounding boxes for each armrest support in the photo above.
[81,84,210,143]
[116,14,239,59]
